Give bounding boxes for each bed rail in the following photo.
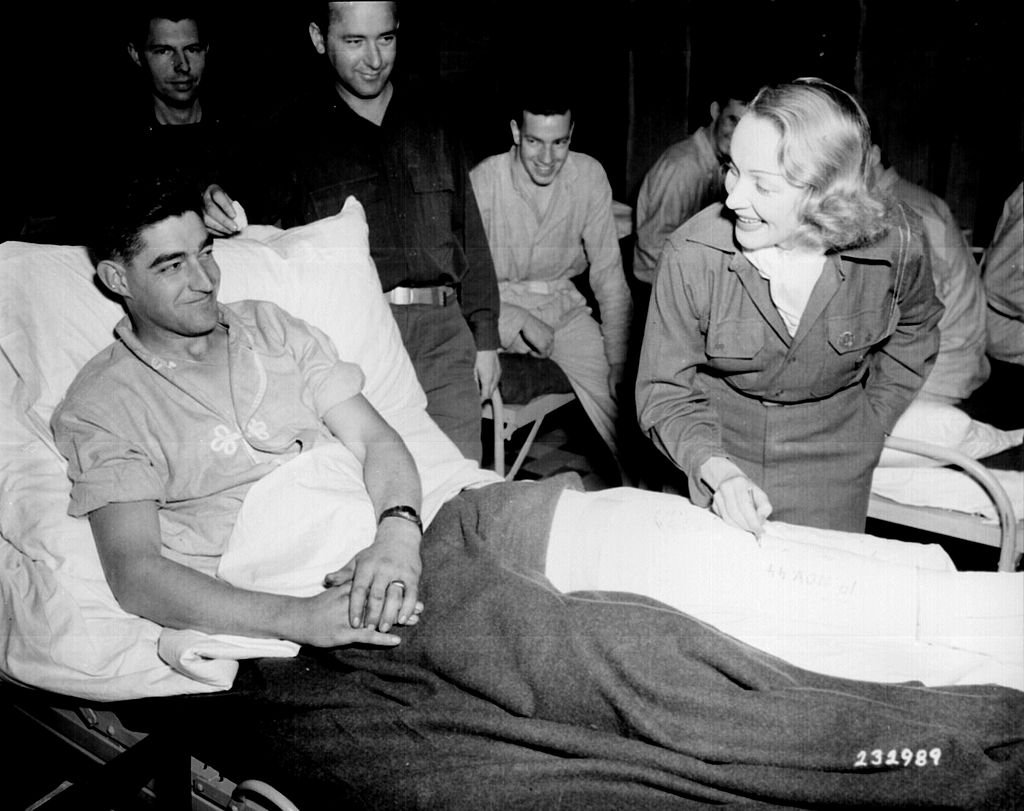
[871,435,1021,572]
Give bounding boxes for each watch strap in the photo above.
[378,505,423,533]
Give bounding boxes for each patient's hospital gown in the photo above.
[52,300,363,577]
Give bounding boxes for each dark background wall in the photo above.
[4,0,1021,246]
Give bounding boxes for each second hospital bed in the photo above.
[868,397,1023,572]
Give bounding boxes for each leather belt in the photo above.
[384,285,457,306]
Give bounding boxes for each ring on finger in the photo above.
[388,580,407,591]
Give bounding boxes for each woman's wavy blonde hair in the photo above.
[747,78,894,251]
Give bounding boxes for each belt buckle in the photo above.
[385,285,455,306]
[428,285,453,305]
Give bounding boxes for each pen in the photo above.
[749,487,764,547]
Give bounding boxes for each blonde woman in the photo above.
[636,78,943,533]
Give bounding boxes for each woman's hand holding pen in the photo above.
[700,457,773,542]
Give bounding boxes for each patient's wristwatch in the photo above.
[378,505,423,533]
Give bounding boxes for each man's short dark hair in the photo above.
[126,4,206,47]
[309,1,400,35]
[90,172,205,266]
[512,80,574,128]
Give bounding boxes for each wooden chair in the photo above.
[484,204,632,482]
[483,356,576,480]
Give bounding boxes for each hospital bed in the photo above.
[3,201,1022,807]
[867,399,1024,572]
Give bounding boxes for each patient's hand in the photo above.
[324,574,424,624]
[293,580,404,648]
[325,521,422,634]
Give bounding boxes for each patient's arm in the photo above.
[89,500,402,648]
[320,393,424,634]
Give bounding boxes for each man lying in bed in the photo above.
[51,174,1024,809]
[53,173,425,645]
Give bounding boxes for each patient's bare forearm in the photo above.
[110,556,402,647]
[362,442,422,522]
[88,501,306,639]
[113,555,305,641]
[322,396,422,520]
[86,501,357,645]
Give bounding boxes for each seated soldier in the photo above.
[633,78,759,286]
[962,180,1024,429]
[470,83,632,465]
[983,181,1024,365]
[869,146,990,403]
[50,174,1023,810]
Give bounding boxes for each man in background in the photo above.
[633,81,758,286]
[127,4,208,128]
[963,180,1024,430]
[869,146,990,403]
[470,85,632,468]
[120,5,236,193]
[203,1,500,462]
[983,181,1024,366]
[23,4,229,244]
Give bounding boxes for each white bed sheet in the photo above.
[547,488,1024,690]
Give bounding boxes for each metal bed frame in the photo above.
[3,677,299,811]
[868,435,1022,572]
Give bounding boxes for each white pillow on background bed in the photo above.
[879,397,1022,467]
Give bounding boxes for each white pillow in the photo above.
[879,397,1023,467]
[218,211,427,420]
[0,241,123,448]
